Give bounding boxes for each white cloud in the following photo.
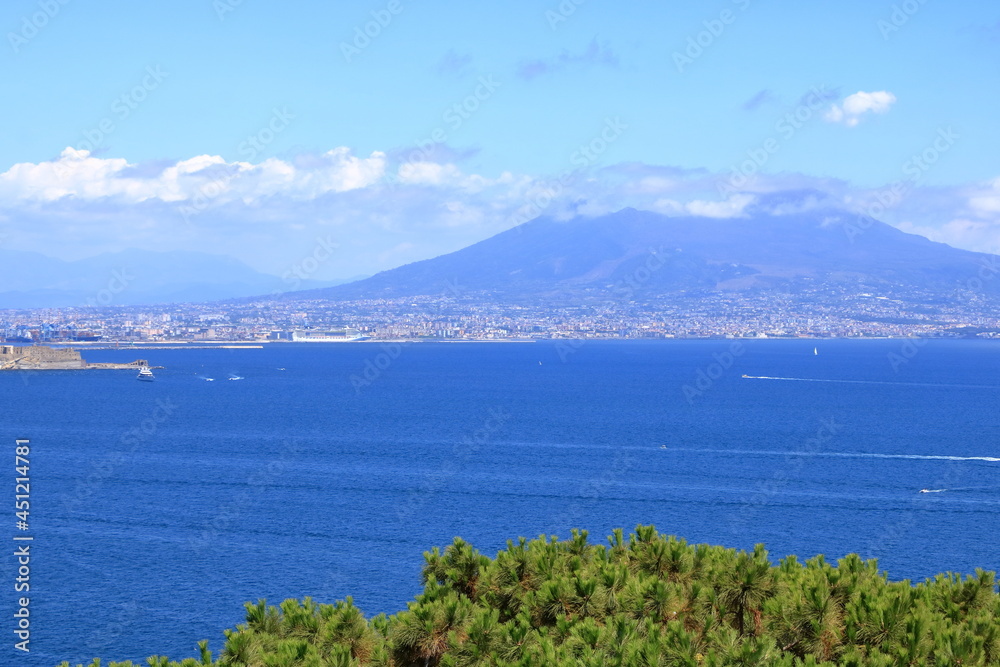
[0,147,387,205]
[685,194,755,218]
[649,194,756,219]
[397,162,486,190]
[633,176,678,194]
[650,198,684,215]
[969,177,1000,215]
[824,91,896,127]
[0,146,996,278]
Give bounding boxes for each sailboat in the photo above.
[814,347,818,356]
[137,366,155,382]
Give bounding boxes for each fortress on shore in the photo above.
[0,345,148,370]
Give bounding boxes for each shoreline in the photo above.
[46,335,995,348]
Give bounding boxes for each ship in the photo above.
[137,367,155,382]
[291,329,370,342]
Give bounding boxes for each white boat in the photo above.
[137,367,155,381]
[814,347,818,355]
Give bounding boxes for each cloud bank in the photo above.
[0,147,387,206]
[0,146,997,279]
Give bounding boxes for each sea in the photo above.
[2,338,999,665]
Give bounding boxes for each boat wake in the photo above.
[741,375,1000,390]
[668,447,1000,463]
[920,486,1000,493]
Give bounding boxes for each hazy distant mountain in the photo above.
[283,208,999,301]
[0,248,354,308]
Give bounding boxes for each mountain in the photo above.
[0,249,351,308]
[282,207,999,301]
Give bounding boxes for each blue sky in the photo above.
[1,0,998,279]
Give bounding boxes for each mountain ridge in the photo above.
[0,248,354,308]
[279,207,996,302]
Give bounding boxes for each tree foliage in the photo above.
[58,526,1000,667]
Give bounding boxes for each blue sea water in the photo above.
[2,339,1000,665]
